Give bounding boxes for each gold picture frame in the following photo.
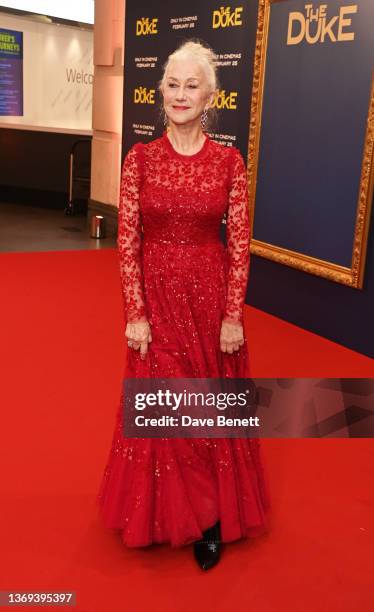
[247,0,374,288]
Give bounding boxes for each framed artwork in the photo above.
[247,0,374,287]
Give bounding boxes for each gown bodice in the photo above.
[117,131,251,325]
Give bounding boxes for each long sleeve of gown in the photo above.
[117,145,147,324]
[223,147,251,324]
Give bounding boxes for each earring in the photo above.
[163,111,168,127]
[201,109,208,130]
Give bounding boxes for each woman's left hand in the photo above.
[220,319,244,354]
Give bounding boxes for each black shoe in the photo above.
[193,521,221,571]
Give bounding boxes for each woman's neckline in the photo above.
[163,130,210,161]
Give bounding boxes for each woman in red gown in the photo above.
[97,41,270,570]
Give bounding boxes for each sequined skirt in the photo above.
[97,240,271,547]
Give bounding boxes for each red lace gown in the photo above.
[97,131,270,547]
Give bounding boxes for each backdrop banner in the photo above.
[122,0,258,161]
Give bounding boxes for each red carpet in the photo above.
[0,249,373,612]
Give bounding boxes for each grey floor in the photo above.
[0,202,117,253]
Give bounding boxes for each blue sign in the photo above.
[0,28,23,116]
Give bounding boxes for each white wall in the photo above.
[0,2,94,24]
[0,12,93,132]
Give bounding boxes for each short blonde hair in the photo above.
[160,40,218,93]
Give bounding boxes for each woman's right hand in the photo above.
[125,319,152,360]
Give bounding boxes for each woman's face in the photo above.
[162,58,215,127]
